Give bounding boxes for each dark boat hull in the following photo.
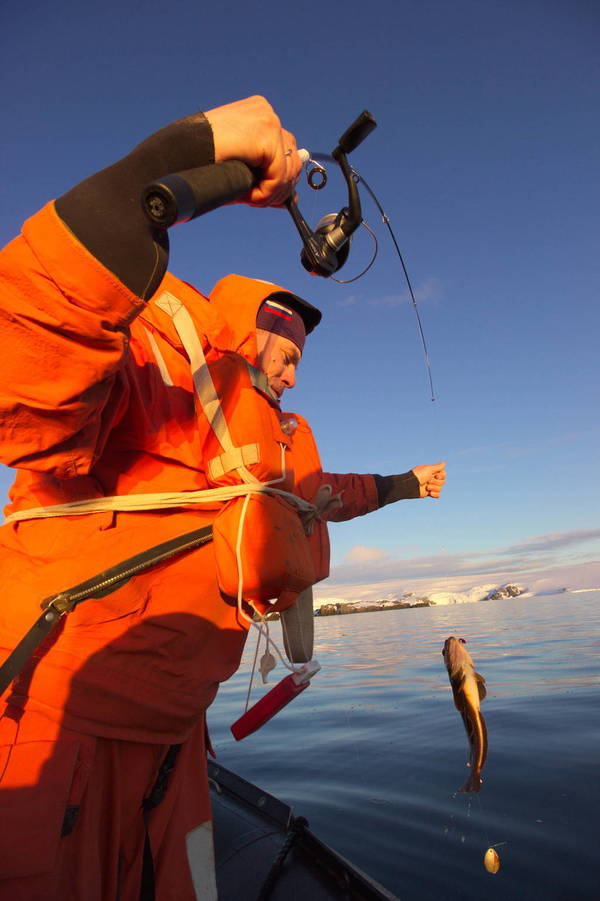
[208,760,400,900]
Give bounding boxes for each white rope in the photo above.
[3,480,315,524]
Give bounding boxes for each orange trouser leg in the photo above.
[0,709,214,901]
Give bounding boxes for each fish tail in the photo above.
[458,769,482,794]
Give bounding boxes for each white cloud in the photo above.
[457,428,600,463]
[344,544,388,563]
[368,293,406,307]
[314,560,600,606]
[414,278,442,302]
[368,277,442,307]
[502,528,600,555]
[319,528,600,601]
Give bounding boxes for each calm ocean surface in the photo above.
[207,592,600,900]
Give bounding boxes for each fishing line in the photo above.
[305,155,436,402]
[475,795,506,876]
[474,794,491,846]
[331,220,378,285]
[353,167,435,402]
[451,764,507,871]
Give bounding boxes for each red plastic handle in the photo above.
[231,673,309,741]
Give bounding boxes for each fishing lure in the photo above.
[484,847,501,874]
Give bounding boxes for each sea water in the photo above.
[207,591,600,900]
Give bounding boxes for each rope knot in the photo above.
[299,484,343,535]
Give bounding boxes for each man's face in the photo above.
[256,329,301,399]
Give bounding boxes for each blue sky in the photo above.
[1,0,599,597]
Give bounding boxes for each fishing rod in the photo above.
[142,111,435,400]
[298,150,436,402]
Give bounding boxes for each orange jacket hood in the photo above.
[209,274,321,366]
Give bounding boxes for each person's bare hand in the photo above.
[204,96,302,208]
[412,462,446,498]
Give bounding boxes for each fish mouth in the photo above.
[442,636,456,658]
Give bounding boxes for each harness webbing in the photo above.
[0,524,213,698]
[155,290,260,484]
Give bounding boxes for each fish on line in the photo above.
[442,636,488,793]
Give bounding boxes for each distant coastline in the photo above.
[314,582,528,616]
[315,598,435,616]
[260,583,599,621]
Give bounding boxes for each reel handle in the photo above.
[142,160,257,228]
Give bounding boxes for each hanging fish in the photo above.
[442,636,488,793]
[484,847,501,873]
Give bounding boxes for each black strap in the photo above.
[140,744,183,901]
[0,524,212,696]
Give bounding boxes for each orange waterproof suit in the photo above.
[0,203,379,899]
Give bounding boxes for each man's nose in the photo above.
[282,365,296,388]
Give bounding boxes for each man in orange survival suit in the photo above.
[0,96,446,900]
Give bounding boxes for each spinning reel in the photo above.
[285,110,376,277]
[142,112,434,398]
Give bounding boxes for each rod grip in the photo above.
[142,160,257,228]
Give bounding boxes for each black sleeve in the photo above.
[55,112,215,299]
[373,471,421,507]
